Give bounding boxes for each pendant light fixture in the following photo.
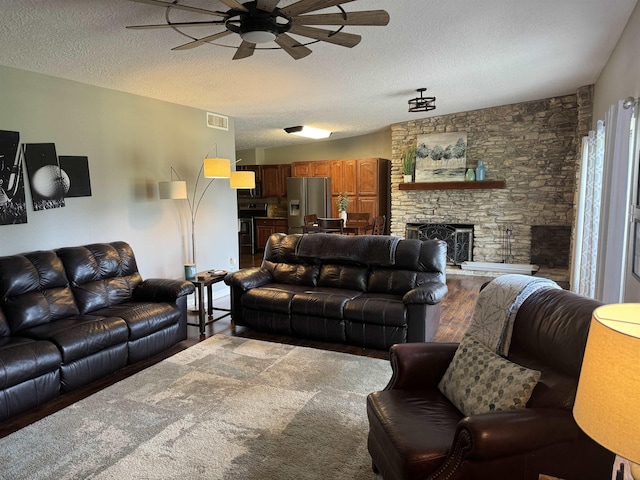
[408,88,436,113]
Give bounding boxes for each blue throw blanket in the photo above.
[465,274,561,355]
[296,233,401,266]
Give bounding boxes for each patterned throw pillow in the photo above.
[438,334,541,416]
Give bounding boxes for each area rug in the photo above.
[0,335,392,480]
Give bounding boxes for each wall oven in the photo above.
[238,202,268,255]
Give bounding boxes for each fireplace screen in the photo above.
[406,223,473,265]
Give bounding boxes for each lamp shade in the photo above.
[158,180,187,199]
[203,158,231,178]
[573,303,640,465]
[230,170,256,189]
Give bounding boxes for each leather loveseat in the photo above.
[0,241,194,421]
[224,233,448,350]
[366,282,615,480]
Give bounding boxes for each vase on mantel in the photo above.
[339,210,347,222]
[475,161,486,181]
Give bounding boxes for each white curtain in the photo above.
[572,121,605,297]
[595,101,635,303]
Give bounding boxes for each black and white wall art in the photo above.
[0,130,28,225]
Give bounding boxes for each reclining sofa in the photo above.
[224,233,448,350]
[366,281,615,480]
[0,241,194,421]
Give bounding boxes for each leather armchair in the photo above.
[366,287,615,480]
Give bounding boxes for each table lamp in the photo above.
[573,303,640,479]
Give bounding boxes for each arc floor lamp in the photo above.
[158,145,255,278]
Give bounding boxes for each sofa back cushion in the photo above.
[271,263,319,287]
[0,250,79,332]
[57,241,142,314]
[368,269,418,294]
[318,264,368,291]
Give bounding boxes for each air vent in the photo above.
[206,112,229,131]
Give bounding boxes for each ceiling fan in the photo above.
[126,0,390,60]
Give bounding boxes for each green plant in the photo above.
[401,146,417,175]
[337,192,349,212]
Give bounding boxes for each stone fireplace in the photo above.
[389,86,593,277]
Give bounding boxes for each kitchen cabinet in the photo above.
[255,218,288,252]
[238,164,291,198]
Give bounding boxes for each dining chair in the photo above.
[302,213,319,233]
[316,217,344,234]
[366,215,386,235]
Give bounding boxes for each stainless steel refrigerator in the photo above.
[287,177,331,233]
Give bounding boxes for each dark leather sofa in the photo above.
[0,241,194,421]
[366,285,615,480]
[224,233,448,350]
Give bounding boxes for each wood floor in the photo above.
[0,272,491,439]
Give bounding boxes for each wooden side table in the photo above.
[187,270,231,335]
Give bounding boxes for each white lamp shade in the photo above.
[230,170,256,189]
[203,158,231,178]
[158,180,187,199]
[573,303,640,465]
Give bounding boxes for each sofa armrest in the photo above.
[386,342,458,390]
[457,409,581,460]
[224,267,273,291]
[403,281,448,305]
[133,278,195,302]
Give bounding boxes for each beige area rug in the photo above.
[1,335,392,480]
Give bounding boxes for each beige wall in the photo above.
[0,65,239,280]
[237,128,392,165]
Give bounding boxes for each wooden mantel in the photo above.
[399,180,506,191]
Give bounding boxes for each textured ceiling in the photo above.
[0,0,637,150]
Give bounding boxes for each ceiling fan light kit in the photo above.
[408,88,436,113]
[284,126,332,139]
[126,0,390,60]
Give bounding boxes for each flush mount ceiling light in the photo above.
[284,126,332,139]
[125,0,390,61]
[408,88,436,113]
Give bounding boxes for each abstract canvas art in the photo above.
[59,156,92,197]
[23,143,66,210]
[415,132,468,182]
[0,130,28,225]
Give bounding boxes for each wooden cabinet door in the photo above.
[343,159,357,196]
[311,161,330,177]
[356,196,378,219]
[279,164,291,197]
[330,160,344,195]
[291,162,310,177]
[256,221,273,252]
[261,165,281,198]
[357,158,379,196]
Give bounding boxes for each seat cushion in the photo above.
[20,315,129,363]
[344,293,407,327]
[92,301,181,341]
[367,389,463,480]
[0,336,61,389]
[290,288,362,319]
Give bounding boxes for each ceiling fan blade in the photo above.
[280,0,355,17]
[256,0,280,12]
[127,21,226,30]
[172,30,232,50]
[275,33,312,60]
[127,0,226,17]
[217,0,249,12]
[288,25,360,48]
[233,41,256,60]
[292,10,390,26]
